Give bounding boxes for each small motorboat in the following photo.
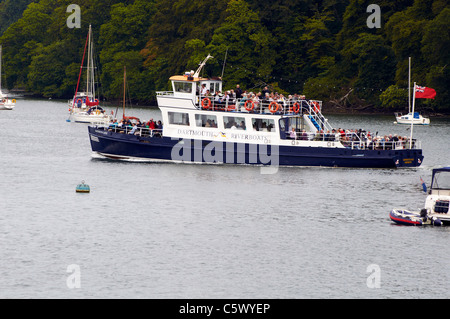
[390,209,442,226]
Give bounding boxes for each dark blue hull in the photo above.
[88,127,424,168]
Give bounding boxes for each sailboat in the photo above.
[0,45,16,111]
[68,25,111,124]
[395,57,430,125]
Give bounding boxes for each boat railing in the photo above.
[98,125,163,138]
[289,131,420,150]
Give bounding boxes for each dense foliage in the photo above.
[0,0,448,112]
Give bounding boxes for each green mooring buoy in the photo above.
[76,181,90,193]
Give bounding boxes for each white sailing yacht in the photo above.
[0,45,16,111]
[68,25,111,124]
[395,57,430,125]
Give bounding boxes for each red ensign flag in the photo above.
[415,85,437,99]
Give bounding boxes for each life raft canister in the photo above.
[269,101,280,114]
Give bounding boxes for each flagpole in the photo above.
[408,57,411,114]
[409,82,416,149]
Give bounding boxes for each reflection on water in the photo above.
[0,99,449,298]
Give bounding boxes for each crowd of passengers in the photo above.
[200,84,313,111]
[289,127,415,150]
[107,118,163,137]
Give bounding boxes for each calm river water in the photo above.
[0,99,449,299]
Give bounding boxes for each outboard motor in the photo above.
[420,208,428,222]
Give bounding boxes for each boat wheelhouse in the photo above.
[88,56,424,169]
[425,167,450,224]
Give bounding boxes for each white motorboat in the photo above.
[395,112,430,125]
[390,167,450,226]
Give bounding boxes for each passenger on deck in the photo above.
[129,123,138,135]
[235,85,243,99]
[201,84,207,96]
[290,128,297,139]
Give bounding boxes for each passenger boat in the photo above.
[390,167,450,226]
[0,45,16,111]
[68,25,111,124]
[88,55,424,168]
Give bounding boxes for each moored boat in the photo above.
[68,25,111,124]
[88,55,424,169]
[390,209,442,226]
[390,167,450,226]
[424,167,450,225]
[0,45,16,111]
[395,112,430,125]
[394,57,431,125]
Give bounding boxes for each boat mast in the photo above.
[408,57,411,114]
[86,25,91,98]
[72,29,89,108]
[123,66,126,119]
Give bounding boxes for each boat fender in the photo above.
[432,217,442,226]
[202,98,211,110]
[269,102,279,114]
[244,100,255,112]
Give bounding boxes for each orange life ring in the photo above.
[244,100,255,112]
[202,98,211,110]
[293,102,300,114]
[269,101,280,114]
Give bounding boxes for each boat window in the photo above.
[174,81,193,93]
[168,112,190,126]
[209,82,220,94]
[224,116,246,130]
[279,119,286,131]
[195,114,218,128]
[252,118,276,132]
[432,172,450,189]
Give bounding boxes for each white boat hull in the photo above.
[0,101,15,110]
[69,111,111,124]
[395,113,430,125]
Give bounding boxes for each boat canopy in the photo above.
[431,167,450,190]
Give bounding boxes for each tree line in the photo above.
[0,0,449,112]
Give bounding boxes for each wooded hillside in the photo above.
[0,0,448,112]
